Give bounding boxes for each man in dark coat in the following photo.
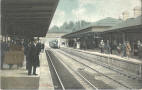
[1,41,4,69]
[23,40,30,70]
[28,40,39,75]
[35,40,42,67]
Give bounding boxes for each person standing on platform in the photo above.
[134,41,138,56]
[122,42,126,57]
[117,43,122,56]
[1,40,5,69]
[126,41,131,58]
[28,39,39,75]
[113,40,117,54]
[23,40,30,70]
[99,40,105,53]
[106,40,111,54]
[41,42,45,52]
[83,41,86,50]
[35,39,42,67]
[137,40,142,59]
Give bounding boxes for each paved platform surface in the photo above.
[0,51,53,90]
[1,67,40,89]
[63,47,142,64]
[39,51,54,90]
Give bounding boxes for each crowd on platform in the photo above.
[1,38,44,75]
[99,40,142,58]
[1,40,23,69]
[69,39,142,60]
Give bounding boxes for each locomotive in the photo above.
[49,39,60,49]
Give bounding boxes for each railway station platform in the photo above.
[1,47,142,89]
[39,51,54,90]
[63,47,142,63]
[61,47,142,80]
[0,51,53,90]
[1,68,40,89]
[46,48,142,89]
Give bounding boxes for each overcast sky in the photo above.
[50,0,141,28]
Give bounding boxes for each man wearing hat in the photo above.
[28,38,39,75]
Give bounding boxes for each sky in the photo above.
[50,0,141,28]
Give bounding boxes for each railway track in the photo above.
[58,49,132,89]
[50,50,99,89]
[46,50,84,90]
[46,50,65,90]
[60,48,141,80]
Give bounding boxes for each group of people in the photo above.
[1,37,43,75]
[99,40,142,59]
[1,40,23,69]
[23,38,42,75]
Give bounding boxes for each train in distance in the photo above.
[49,39,60,49]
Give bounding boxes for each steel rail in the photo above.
[58,50,131,89]
[46,50,65,90]
[50,50,98,90]
[77,71,98,90]
[61,48,140,80]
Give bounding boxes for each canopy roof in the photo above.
[1,0,59,38]
[62,16,142,38]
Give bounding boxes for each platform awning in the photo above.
[62,26,111,38]
[1,0,59,38]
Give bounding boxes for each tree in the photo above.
[49,20,92,33]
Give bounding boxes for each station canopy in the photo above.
[1,0,59,38]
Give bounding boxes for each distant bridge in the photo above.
[46,33,67,38]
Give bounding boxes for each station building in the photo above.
[62,17,122,48]
[62,16,142,54]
